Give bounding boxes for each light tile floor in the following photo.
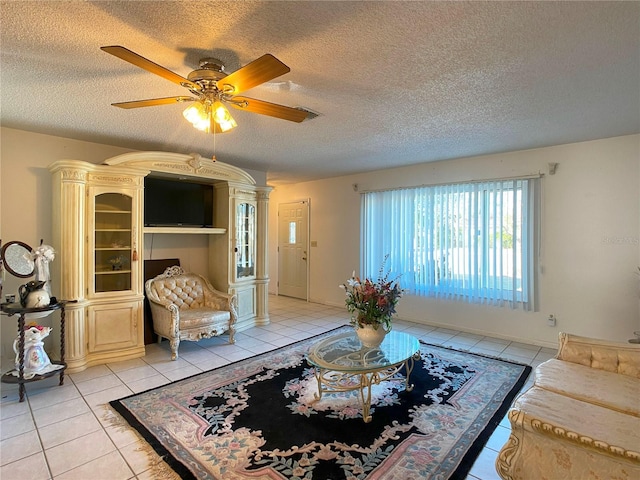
[1,295,555,480]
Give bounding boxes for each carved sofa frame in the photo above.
[145,266,237,360]
[496,332,640,479]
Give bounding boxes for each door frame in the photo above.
[277,198,310,301]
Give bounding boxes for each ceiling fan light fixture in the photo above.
[183,101,210,132]
[183,100,237,133]
[183,102,207,128]
[212,101,237,132]
[194,117,212,132]
[217,118,237,133]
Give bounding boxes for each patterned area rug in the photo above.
[110,326,531,479]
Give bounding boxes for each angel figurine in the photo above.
[28,243,55,296]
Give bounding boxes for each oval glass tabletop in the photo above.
[307,330,420,373]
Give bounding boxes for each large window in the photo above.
[361,178,539,309]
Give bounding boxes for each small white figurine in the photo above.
[12,325,55,379]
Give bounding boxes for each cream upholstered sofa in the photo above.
[496,332,640,480]
[145,266,237,360]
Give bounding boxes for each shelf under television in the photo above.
[144,227,226,235]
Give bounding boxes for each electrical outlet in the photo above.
[547,314,556,327]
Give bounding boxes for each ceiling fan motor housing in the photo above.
[187,58,228,92]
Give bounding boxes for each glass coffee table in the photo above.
[306,330,421,423]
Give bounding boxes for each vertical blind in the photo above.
[361,178,539,310]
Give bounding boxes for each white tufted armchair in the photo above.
[145,266,237,360]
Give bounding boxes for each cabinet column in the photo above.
[255,187,272,322]
[50,165,88,370]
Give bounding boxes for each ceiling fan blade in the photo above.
[111,96,196,109]
[101,46,200,91]
[229,97,308,122]
[218,54,290,95]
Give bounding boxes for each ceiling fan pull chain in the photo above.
[212,116,217,161]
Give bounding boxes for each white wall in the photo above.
[0,127,267,362]
[269,135,640,347]
[2,128,638,356]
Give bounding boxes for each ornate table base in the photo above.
[312,352,420,422]
[307,331,421,423]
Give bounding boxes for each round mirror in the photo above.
[1,241,34,278]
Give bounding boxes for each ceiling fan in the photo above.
[101,45,308,133]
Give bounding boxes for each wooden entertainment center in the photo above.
[49,151,271,372]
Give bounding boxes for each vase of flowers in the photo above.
[340,260,402,347]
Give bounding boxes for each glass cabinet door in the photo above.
[94,193,133,293]
[235,202,256,279]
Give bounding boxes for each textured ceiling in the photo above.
[1,1,638,184]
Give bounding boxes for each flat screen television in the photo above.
[144,177,214,227]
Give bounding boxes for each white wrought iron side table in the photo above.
[306,330,420,423]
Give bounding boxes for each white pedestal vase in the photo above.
[355,324,388,348]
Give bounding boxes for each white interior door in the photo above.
[278,201,308,300]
